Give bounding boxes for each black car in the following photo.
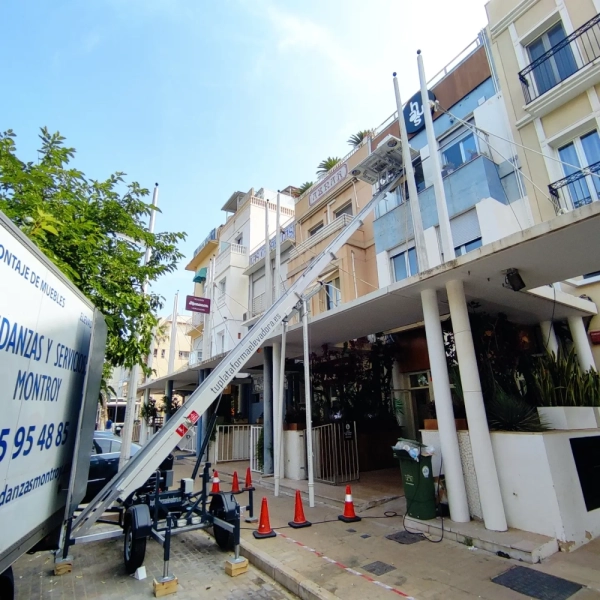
[84,433,174,503]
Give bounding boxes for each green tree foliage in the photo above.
[347,130,372,147]
[0,128,186,373]
[316,157,341,176]
[298,181,314,195]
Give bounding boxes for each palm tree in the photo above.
[316,157,341,176]
[347,130,373,147]
[298,181,314,195]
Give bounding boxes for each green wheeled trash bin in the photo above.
[393,439,436,520]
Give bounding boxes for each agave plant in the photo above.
[347,130,373,147]
[316,157,341,176]
[487,382,549,432]
[298,181,314,195]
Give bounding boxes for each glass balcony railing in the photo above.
[519,14,600,104]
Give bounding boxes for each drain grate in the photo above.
[492,566,582,600]
[362,561,396,576]
[385,531,424,545]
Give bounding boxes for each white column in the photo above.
[446,280,507,532]
[417,51,455,262]
[272,341,281,495]
[421,288,469,523]
[568,316,596,371]
[167,291,179,375]
[393,73,428,270]
[540,320,559,356]
[302,300,315,508]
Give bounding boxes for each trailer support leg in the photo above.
[225,506,248,577]
[153,522,177,597]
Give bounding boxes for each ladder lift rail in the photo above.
[72,176,398,538]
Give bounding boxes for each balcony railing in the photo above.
[192,228,217,258]
[215,242,248,275]
[289,213,353,260]
[519,14,600,104]
[549,160,600,211]
[189,311,205,329]
[189,349,203,367]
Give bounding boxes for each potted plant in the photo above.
[533,349,600,429]
[285,407,306,431]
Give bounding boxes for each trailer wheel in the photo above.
[209,493,236,551]
[0,566,14,600]
[123,517,147,574]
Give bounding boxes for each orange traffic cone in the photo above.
[209,470,221,495]
[253,497,276,539]
[243,467,254,491]
[338,484,361,523]
[231,471,241,494]
[288,490,311,529]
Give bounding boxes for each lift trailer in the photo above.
[63,138,406,577]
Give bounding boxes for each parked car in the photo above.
[84,433,174,503]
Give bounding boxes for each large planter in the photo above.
[423,418,468,431]
[537,407,600,430]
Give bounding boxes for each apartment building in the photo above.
[486,0,600,367]
[287,142,378,318]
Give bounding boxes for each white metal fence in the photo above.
[215,425,253,462]
[312,422,359,484]
[250,425,263,473]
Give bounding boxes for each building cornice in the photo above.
[489,0,540,40]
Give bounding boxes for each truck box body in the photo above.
[0,210,106,572]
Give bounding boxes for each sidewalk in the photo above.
[226,477,600,600]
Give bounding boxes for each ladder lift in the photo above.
[63,135,408,579]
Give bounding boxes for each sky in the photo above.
[0,0,490,316]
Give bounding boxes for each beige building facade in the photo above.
[486,0,600,366]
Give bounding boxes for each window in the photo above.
[218,332,225,354]
[161,349,166,359]
[219,278,226,297]
[527,22,577,97]
[414,160,425,192]
[309,222,324,236]
[179,350,190,359]
[235,234,243,246]
[557,130,600,208]
[324,277,341,310]
[375,185,403,219]
[391,248,418,282]
[455,237,482,256]
[440,127,478,173]
[334,203,353,218]
[153,349,158,357]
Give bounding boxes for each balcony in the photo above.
[186,311,205,336]
[374,154,510,253]
[549,161,600,211]
[245,222,296,275]
[186,228,218,271]
[289,213,353,260]
[214,242,248,277]
[188,349,203,367]
[519,14,600,104]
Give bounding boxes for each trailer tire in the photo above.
[123,516,147,575]
[0,566,14,600]
[209,493,237,551]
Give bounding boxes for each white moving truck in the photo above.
[0,211,107,598]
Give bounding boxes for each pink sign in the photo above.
[186,295,211,314]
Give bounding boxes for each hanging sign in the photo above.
[403,90,436,135]
[185,295,211,314]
